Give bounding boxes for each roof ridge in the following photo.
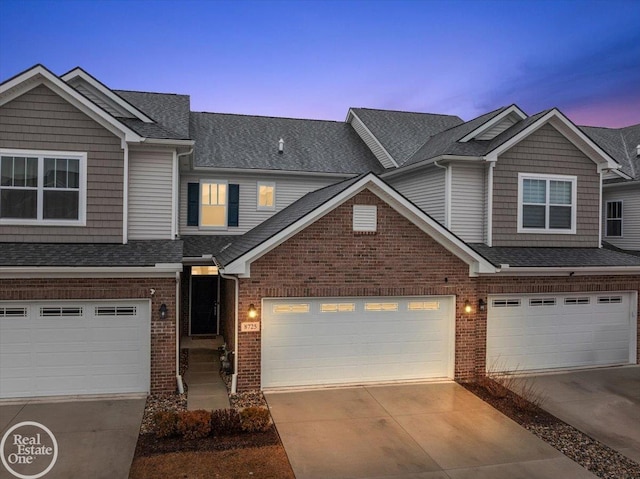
[191,110,346,124]
[115,89,189,97]
[352,106,461,118]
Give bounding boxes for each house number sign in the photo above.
[241,322,260,332]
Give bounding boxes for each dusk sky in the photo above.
[1,0,639,128]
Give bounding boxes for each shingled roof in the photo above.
[190,112,383,174]
[350,108,463,164]
[0,240,183,267]
[116,90,191,139]
[581,124,640,180]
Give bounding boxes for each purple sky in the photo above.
[1,0,639,128]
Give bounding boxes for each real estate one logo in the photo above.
[1,421,58,479]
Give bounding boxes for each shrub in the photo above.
[176,410,212,440]
[153,410,178,438]
[240,406,271,433]
[211,408,243,435]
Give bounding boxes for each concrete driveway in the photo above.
[516,366,640,463]
[0,396,145,479]
[266,382,596,479]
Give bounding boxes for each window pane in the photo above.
[1,157,12,186]
[44,158,56,187]
[25,158,37,187]
[550,180,571,205]
[607,219,622,237]
[68,159,79,188]
[1,189,37,218]
[13,157,25,186]
[607,201,622,220]
[522,204,545,228]
[56,159,68,187]
[259,185,274,207]
[43,190,79,219]
[523,179,546,203]
[549,205,571,229]
[201,205,225,226]
[202,183,211,205]
[218,184,226,205]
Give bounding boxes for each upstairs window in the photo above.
[257,182,275,210]
[605,200,622,237]
[0,150,86,225]
[201,181,227,227]
[518,173,576,234]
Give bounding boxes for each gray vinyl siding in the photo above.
[492,123,600,247]
[0,84,124,242]
[450,163,485,242]
[128,148,174,240]
[350,114,395,168]
[603,185,640,250]
[179,173,339,235]
[388,166,446,223]
[476,116,518,140]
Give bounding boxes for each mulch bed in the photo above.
[134,425,281,457]
[461,380,640,479]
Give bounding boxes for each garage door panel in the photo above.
[262,296,453,388]
[0,300,150,398]
[488,292,634,372]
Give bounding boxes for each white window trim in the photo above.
[604,199,623,238]
[517,172,577,234]
[0,148,87,226]
[257,181,276,211]
[199,179,228,230]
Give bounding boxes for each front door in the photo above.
[190,275,218,335]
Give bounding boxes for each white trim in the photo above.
[0,148,87,226]
[123,142,129,243]
[459,105,527,142]
[0,65,143,143]
[604,199,624,238]
[517,173,577,234]
[142,138,194,147]
[256,181,276,211]
[221,174,497,277]
[61,67,155,123]
[487,266,640,276]
[484,109,619,171]
[347,110,399,168]
[0,264,182,279]
[191,166,352,178]
[171,150,178,238]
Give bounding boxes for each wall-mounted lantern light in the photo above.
[159,303,168,320]
[464,300,472,314]
[248,304,257,319]
[478,298,486,312]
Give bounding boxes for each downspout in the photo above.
[122,140,129,244]
[434,161,450,228]
[175,270,184,394]
[598,170,603,248]
[486,161,496,247]
[216,260,239,394]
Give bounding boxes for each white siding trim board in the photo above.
[348,111,398,169]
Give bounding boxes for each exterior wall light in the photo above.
[248,304,257,319]
[464,300,472,314]
[478,298,486,312]
[159,303,168,320]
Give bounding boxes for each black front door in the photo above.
[190,276,218,335]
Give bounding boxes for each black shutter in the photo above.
[228,184,239,227]
[187,183,199,226]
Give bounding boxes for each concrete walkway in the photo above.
[183,348,230,410]
[515,366,640,463]
[266,382,596,479]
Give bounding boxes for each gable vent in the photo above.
[353,205,377,232]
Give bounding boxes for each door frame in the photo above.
[188,272,221,336]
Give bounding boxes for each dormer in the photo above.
[459,105,527,142]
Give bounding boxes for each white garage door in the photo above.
[0,300,150,399]
[487,292,636,372]
[262,296,454,389]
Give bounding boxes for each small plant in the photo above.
[240,406,271,433]
[153,410,178,438]
[481,358,546,410]
[177,410,212,440]
[210,408,243,435]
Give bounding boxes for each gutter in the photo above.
[0,264,183,279]
[487,265,640,276]
[216,259,240,394]
[175,270,184,394]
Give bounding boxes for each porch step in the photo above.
[183,348,230,411]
